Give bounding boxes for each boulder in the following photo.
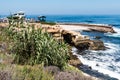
[74,39,105,51]
[68,47,83,67]
[68,59,82,67]
[94,36,102,39]
[89,40,105,50]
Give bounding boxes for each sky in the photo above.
[0,0,120,15]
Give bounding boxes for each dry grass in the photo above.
[0,63,54,80]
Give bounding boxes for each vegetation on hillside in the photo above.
[4,18,69,68]
[0,17,94,80]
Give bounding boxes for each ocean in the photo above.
[1,15,120,79]
[43,15,120,79]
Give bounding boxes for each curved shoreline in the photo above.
[59,23,118,79]
[0,22,117,79]
[59,23,116,33]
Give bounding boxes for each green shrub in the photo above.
[8,24,69,68]
[2,17,69,68]
[41,22,56,25]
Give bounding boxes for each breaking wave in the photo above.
[72,42,120,79]
[105,27,120,38]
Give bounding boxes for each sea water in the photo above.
[1,15,120,79]
[43,15,120,79]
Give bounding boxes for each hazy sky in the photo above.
[0,0,120,15]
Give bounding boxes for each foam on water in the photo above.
[104,43,120,53]
[72,42,120,79]
[105,27,120,38]
[77,55,120,79]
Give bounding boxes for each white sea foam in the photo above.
[103,43,120,53]
[77,55,120,79]
[105,27,120,38]
[72,42,120,79]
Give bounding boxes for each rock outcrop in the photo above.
[74,39,105,51]
[89,40,105,50]
[62,30,105,51]
[60,23,116,33]
[81,23,116,33]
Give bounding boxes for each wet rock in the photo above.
[115,58,120,62]
[94,36,102,39]
[68,59,82,67]
[96,64,99,66]
[69,51,78,60]
[62,29,105,51]
[79,65,118,80]
[75,41,90,51]
[89,40,105,50]
[80,65,92,71]
[73,38,91,51]
[77,50,87,55]
[68,49,83,67]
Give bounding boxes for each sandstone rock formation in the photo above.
[60,23,116,33]
[62,30,105,51]
[89,40,105,50]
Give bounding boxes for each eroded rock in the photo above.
[89,40,105,50]
[68,59,82,67]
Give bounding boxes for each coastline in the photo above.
[0,22,118,79]
[59,23,118,80]
[72,47,119,80]
[59,23,116,33]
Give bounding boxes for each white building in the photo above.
[13,11,25,19]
